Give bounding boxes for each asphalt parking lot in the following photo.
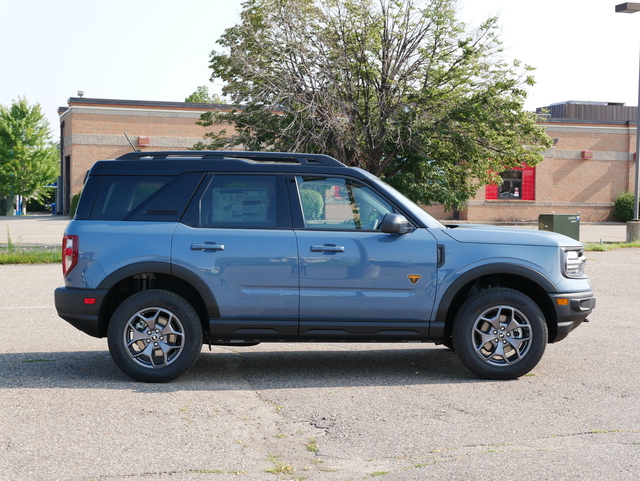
[1,221,639,480]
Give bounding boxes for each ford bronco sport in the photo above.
[54,151,595,382]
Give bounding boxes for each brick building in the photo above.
[447,100,638,223]
[58,98,638,221]
[57,97,231,214]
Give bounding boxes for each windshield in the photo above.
[355,169,446,229]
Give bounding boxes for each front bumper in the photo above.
[54,287,108,338]
[549,291,596,342]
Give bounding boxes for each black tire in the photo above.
[452,288,547,380]
[107,289,203,382]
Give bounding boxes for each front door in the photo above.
[293,175,438,340]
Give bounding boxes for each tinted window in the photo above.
[127,173,204,222]
[90,176,170,220]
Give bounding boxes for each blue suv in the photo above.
[55,151,595,382]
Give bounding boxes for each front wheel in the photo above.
[452,288,547,380]
[107,290,203,382]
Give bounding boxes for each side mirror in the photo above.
[380,213,413,234]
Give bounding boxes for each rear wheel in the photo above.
[107,290,203,382]
[452,288,547,380]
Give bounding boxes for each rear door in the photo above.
[172,173,299,339]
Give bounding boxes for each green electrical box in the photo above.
[538,214,580,241]
[1,196,15,216]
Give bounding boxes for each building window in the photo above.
[499,170,522,199]
[486,166,535,201]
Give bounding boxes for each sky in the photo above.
[1,0,640,132]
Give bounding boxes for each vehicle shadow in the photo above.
[0,345,485,392]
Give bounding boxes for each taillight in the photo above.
[62,235,79,276]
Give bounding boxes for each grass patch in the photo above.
[0,225,60,264]
[264,455,295,475]
[411,461,440,468]
[584,240,640,251]
[305,437,319,452]
[407,458,455,470]
[0,245,61,264]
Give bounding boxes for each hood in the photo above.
[441,224,582,247]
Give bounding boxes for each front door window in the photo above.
[297,176,393,230]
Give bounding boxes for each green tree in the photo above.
[195,0,552,210]
[0,98,59,206]
[185,86,221,103]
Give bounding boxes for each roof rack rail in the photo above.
[115,150,345,167]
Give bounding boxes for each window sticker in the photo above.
[212,188,268,222]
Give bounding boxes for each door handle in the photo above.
[191,243,225,251]
[310,244,345,252]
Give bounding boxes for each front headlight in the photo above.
[562,248,586,278]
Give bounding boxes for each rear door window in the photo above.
[183,174,291,229]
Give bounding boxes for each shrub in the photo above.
[26,187,55,212]
[613,191,638,222]
[300,189,323,220]
[70,190,82,217]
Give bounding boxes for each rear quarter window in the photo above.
[82,173,205,221]
[90,176,170,220]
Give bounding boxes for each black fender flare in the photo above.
[97,261,220,319]
[431,262,557,339]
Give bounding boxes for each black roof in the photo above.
[116,150,344,166]
[89,151,350,176]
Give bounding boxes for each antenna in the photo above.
[124,133,139,152]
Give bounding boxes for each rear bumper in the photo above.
[549,291,596,342]
[54,287,108,338]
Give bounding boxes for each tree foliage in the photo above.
[195,0,552,210]
[185,86,221,104]
[0,98,59,201]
